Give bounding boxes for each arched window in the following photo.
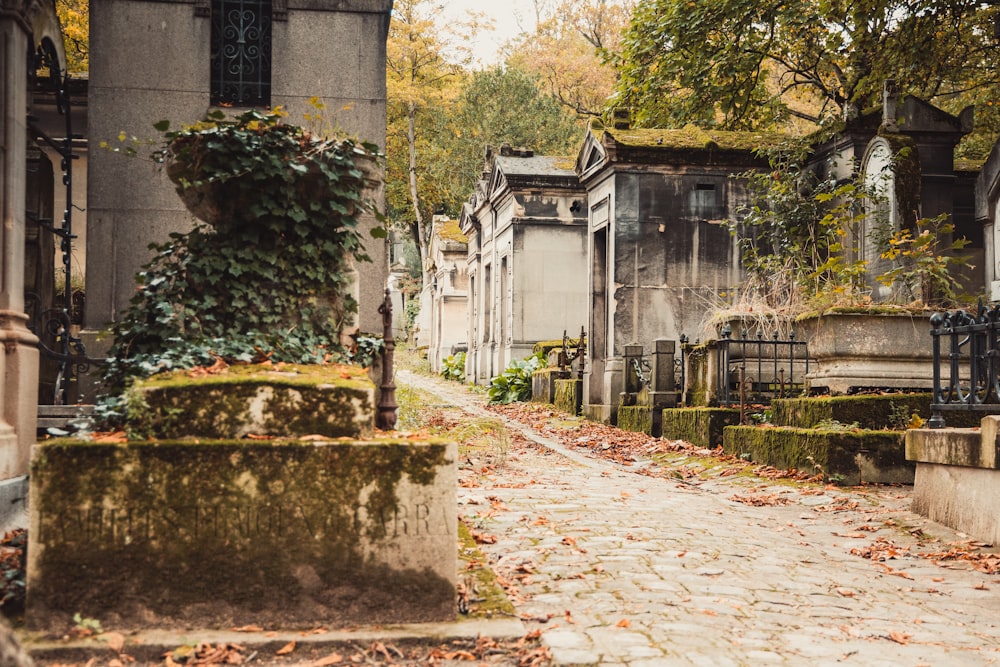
[210,0,272,107]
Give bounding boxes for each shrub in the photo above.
[488,352,545,404]
[441,351,466,382]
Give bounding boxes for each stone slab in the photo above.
[905,425,994,468]
[27,439,457,630]
[134,364,375,440]
[911,461,1000,545]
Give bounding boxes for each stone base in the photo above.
[906,417,1000,544]
[582,403,613,424]
[553,379,582,416]
[617,406,651,435]
[911,463,1000,545]
[724,426,913,485]
[661,408,741,448]
[27,438,457,630]
[531,368,569,405]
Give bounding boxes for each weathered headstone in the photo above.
[28,438,457,629]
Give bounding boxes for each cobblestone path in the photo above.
[401,371,1000,666]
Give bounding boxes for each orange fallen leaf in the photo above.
[232,625,264,632]
[311,653,344,667]
[836,588,855,597]
[100,632,126,653]
[276,640,296,655]
[616,618,631,628]
[888,631,911,645]
[562,536,577,547]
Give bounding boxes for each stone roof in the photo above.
[434,218,468,245]
[494,154,576,178]
[603,124,786,152]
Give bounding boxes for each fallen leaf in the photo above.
[311,653,344,667]
[616,618,631,628]
[100,632,126,653]
[231,625,264,633]
[276,640,296,655]
[888,631,911,645]
[836,588,855,597]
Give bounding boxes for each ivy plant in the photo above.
[102,108,387,395]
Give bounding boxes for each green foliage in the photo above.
[876,214,971,306]
[733,144,970,312]
[487,352,546,404]
[612,0,1000,131]
[102,109,384,396]
[404,297,421,338]
[349,334,385,369]
[441,351,466,382]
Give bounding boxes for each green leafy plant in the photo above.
[100,108,386,399]
[733,143,971,314]
[877,214,971,306]
[441,351,466,382]
[487,352,545,404]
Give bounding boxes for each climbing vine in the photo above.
[102,108,387,394]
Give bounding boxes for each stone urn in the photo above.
[797,310,934,394]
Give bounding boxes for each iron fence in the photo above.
[928,303,1000,428]
[717,325,809,408]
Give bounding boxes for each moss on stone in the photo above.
[684,345,711,407]
[132,363,375,439]
[661,408,741,447]
[617,406,652,435]
[722,425,913,485]
[29,437,456,630]
[457,522,516,618]
[553,379,582,416]
[772,393,981,430]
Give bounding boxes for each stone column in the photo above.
[0,2,41,479]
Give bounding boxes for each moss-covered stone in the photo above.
[27,437,457,630]
[132,363,375,439]
[617,406,652,435]
[722,425,913,485]
[661,408,741,447]
[554,379,582,416]
[772,393,981,430]
[683,344,712,407]
[531,367,569,404]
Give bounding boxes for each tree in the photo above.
[447,65,583,186]
[612,0,1000,132]
[506,0,635,118]
[56,0,89,74]
[386,0,468,278]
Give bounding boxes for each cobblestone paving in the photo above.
[402,371,1000,666]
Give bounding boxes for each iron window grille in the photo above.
[210,0,272,107]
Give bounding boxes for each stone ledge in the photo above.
[905,426,995,468]
[133,364,375,439]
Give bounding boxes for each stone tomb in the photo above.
[27,438,457,629]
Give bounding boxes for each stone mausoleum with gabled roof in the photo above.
[575,120,777,422]
[460,146,589,385]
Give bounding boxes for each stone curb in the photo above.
[21,618,526,663]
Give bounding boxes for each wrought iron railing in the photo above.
[927,303,1000,428]
[717,325,809,408]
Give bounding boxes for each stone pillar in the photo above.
[0,0,66,535]
[0,4,40,480]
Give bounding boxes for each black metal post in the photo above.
[376,289,398,430]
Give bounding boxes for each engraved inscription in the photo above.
[39,499,450,546]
